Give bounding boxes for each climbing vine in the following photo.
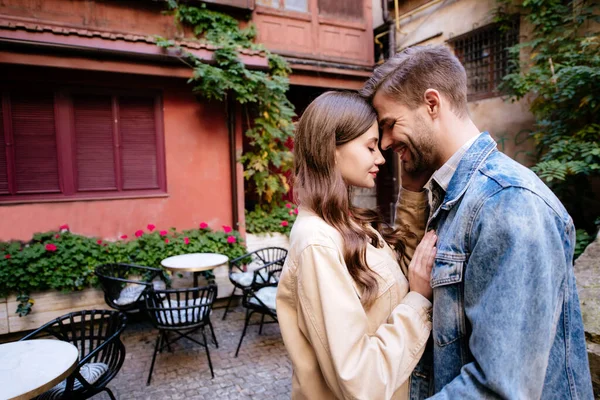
[494,0,600,247]
[157,1,295,208]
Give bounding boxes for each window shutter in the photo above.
[11,92,60,193]
[119,96,158,190]
[0,102,8,194]
[73,94,117,191]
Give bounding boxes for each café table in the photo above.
[161,253,229,287]
[0,339,78,400]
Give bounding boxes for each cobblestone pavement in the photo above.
[105,305,292,400]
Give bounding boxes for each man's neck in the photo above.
[436,118,481,168]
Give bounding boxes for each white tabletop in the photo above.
[0,339,79,400]
[161,253,229,273]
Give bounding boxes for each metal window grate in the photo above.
[450,19,519,100]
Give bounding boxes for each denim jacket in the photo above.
[410,132,593,399]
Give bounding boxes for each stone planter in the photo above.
[245,232,290,252]
[0,288,107,334]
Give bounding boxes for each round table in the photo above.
[0,339,79,400]
[161,253,229,287]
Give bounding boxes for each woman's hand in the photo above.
[408,230,437,300]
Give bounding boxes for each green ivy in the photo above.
[245,202,298,235]
[494,0,600,251]
[156,2,295,207]
[0,224,247,316]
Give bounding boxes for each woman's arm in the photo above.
[395,188,430,274]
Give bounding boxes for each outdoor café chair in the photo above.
[20,309,127,400]
[222,247,287,320]
[144,285,218,385]
[234,260,283,357]
[95,263,167,313]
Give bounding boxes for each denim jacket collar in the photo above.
[441,131,497,211]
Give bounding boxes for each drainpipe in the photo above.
[381,0,396,56]
[226,93,240,230]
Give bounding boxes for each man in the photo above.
[361,45,593,399]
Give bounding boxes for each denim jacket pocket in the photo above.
[431,252,467,347]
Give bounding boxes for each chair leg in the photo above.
[202,328,215,379]
[103,387,117,400]
[235,308,252,358]
[208,320,219,348]
[259,314,265,335]
[222,287,236,320]
[147,331,162,385]
[164,331,173,353]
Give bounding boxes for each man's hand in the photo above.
[400,161,435,192]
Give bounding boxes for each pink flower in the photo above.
[289,210,294,215]
[45,243,57,252]
[4,254,10,259]
[199,222,209,229]
[294,208,299,215]
[227,236,236,244]
[135,230,144,237]
[147,224,156,232]
[222,225,232,233]
[285,203,292,208]
[59,224,69,231]
[120,235,128,239]
[164,238,170,244]
[159,230,168,236]
[97,240,103,245]
[184,237,190,245]
[281,220,289,227]
[55,234,60,238]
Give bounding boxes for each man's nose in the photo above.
[380,132,393,151]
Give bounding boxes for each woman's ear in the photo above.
[424,89,441,119]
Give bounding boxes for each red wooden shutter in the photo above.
[119,96,158,190]
[0,102,8,194]
[72,94,117,191]
[11,92,60,193]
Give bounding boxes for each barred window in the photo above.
[449,19,519,100]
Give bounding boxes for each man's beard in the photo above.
[402,116,436,173]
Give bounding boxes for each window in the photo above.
[449,19,519,100]
[256,0,308,12]
[0,88,166,203]
[318,0,363,20]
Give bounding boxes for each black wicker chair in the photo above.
[95,263,167,313]
[20,309,127,400]
[144,285,218,385]
[234,260,283,357]
[222,247,287,320]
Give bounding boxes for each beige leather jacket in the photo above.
[276,189,432,400]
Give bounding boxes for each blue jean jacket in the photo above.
[409,133,593,399]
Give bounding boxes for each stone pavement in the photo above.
[104,305,292,400]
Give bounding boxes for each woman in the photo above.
[276,91,436,400]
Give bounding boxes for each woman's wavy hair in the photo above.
[294,91,414,308]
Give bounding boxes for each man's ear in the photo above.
[424,89,441,119]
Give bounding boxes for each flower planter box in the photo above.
[246,232,290,252]
[1,288,107,334]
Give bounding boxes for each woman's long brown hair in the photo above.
[294,91,414,308]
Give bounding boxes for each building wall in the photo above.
[0,66,240,242]
[0,0,177,37]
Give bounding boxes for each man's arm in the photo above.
[430,187,571,399]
